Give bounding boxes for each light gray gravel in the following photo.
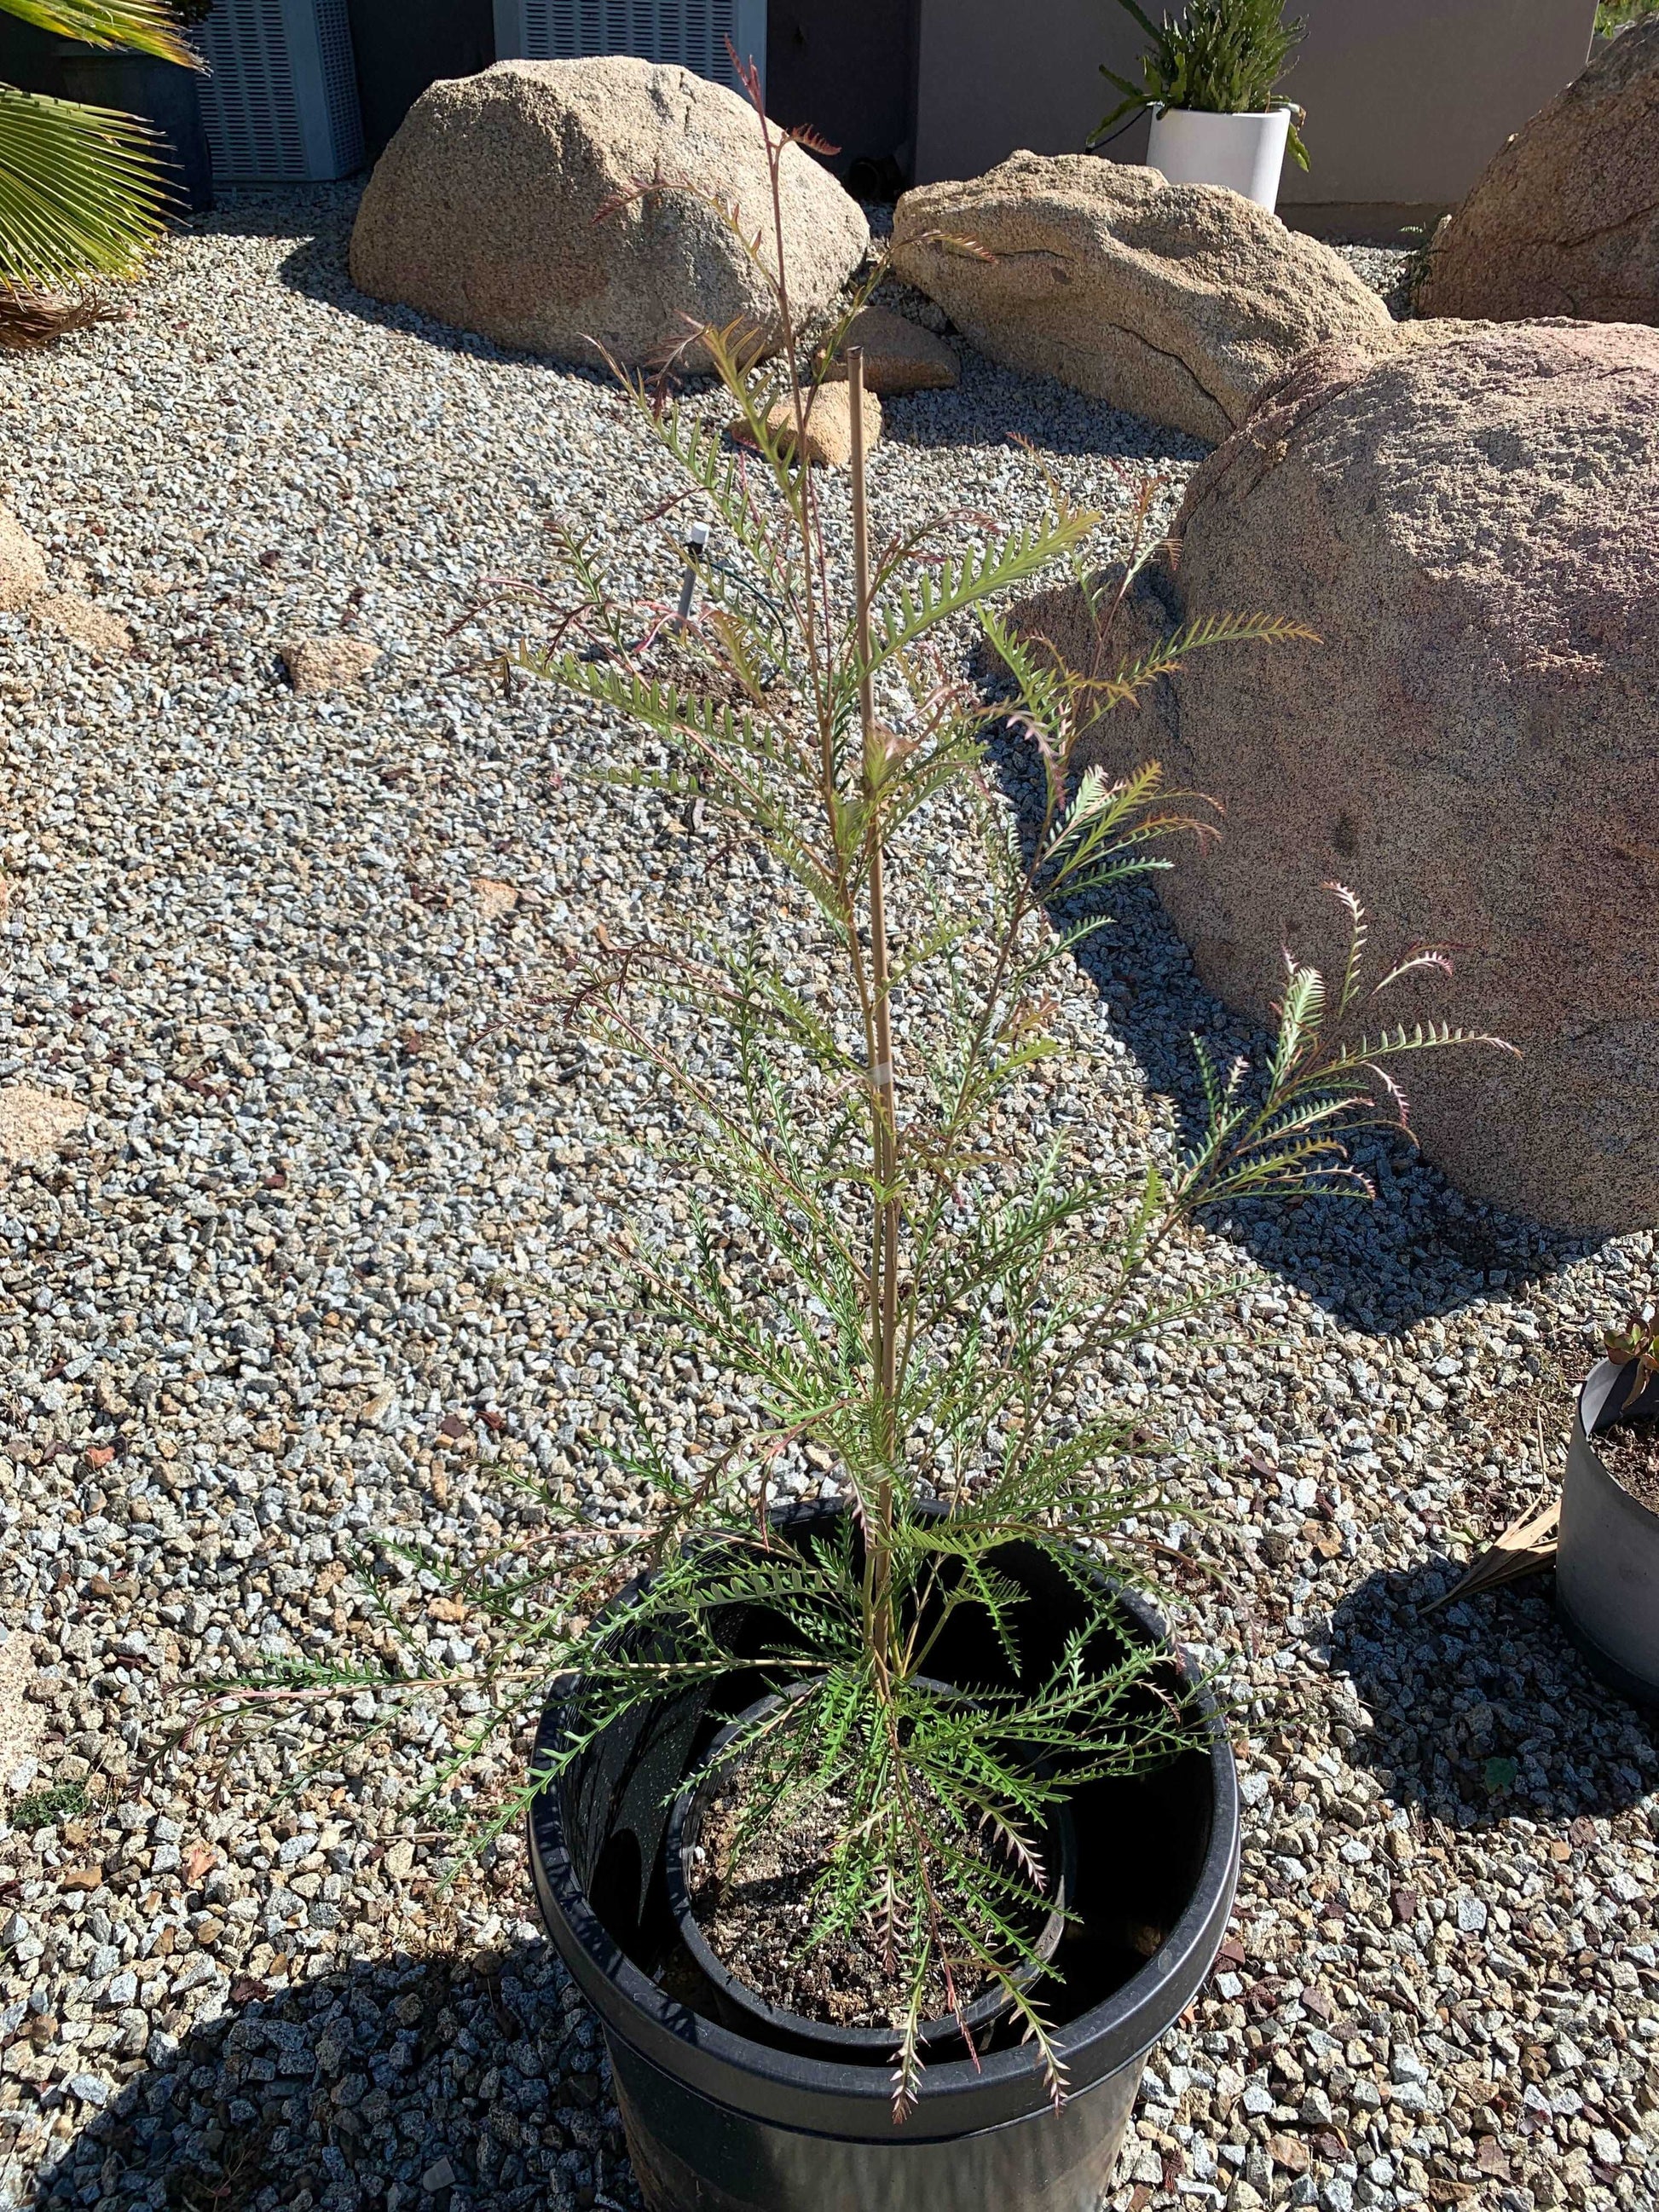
[0,188,1654,2212]
[1328,241,1419,319]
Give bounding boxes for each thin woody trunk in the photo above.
[849,348,899,1689]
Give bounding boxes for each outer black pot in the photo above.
[0,24,211,214]
[526,1506,1240,2212]
[55,49,212,214]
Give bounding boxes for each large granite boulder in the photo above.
[1416,20,1659,325]
[349,59,869,371]
[1013,322,1659,1230]
[889,152,1392,442]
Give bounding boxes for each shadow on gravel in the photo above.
[260,186,1211,469]
[33,1939,638,2212]
[877,364,1208,465]
[1326,1560,1659,1829]
[983,731,1605,1336]
[180,190,519,373]
[273,219,616,390]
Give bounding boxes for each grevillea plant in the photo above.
[491,70,1507,2106]
[210,67,1507,2116]
[1605,1306,1659,1389]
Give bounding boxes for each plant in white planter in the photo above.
[1558,1309,1659,1707]
[1091,0,1309,212]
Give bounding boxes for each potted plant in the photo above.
[1557,1312,1659,1707]
[1091,0,1309,212]
[492,72,1509,2198]
[228,68,1503,2212]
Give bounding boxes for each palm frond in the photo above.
[0,86,174,292]
[1,0,201,67]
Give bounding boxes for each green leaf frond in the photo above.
[0,85,175,292]
[3,0,200,66]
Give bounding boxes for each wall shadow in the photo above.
[32,1939,640,2212]
[984,726,1606,1336]
[1324,1560,1659,1830]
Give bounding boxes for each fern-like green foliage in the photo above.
[200,64,1509,2119]
[0,0,198,315]
[1093,0,1310,168]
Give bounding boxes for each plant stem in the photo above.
[849,347,899,1688]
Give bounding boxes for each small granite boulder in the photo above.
[0,507,47,611]
[1012,321,1659,1228]
[890,152,1391,441]
[732,384,882,469]
[37,592,131,654]
[0,1084,87,1166]
[1416,20,1659,324]
[279,632,382,695]
[350,58,868,372]
[816,304,958,392]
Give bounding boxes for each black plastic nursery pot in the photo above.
[526,1505,1240,2212]
[56,48,213,216]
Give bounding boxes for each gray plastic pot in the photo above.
[1556,1359,1659,1707]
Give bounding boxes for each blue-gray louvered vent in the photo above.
[199,0,366,182]
[493,0,766,94]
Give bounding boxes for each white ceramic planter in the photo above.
[1147,107,1291,211]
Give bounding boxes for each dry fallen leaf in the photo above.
[1421,1495,1558,1615]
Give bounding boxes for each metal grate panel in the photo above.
[199,0,365,182]
[497,0,765,93]
[314,0,365,173]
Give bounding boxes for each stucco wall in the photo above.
[914,0,1599,212]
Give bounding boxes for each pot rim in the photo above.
[662,1674,1074,2057]
[1576,1358,1659,1530]
[1147,104,1293,123]
[527,1550,1239,2134]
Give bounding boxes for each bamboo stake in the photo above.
[849,346,898,1684]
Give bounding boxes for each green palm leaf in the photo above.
[0,85,174,291]
[0,0,201,70]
